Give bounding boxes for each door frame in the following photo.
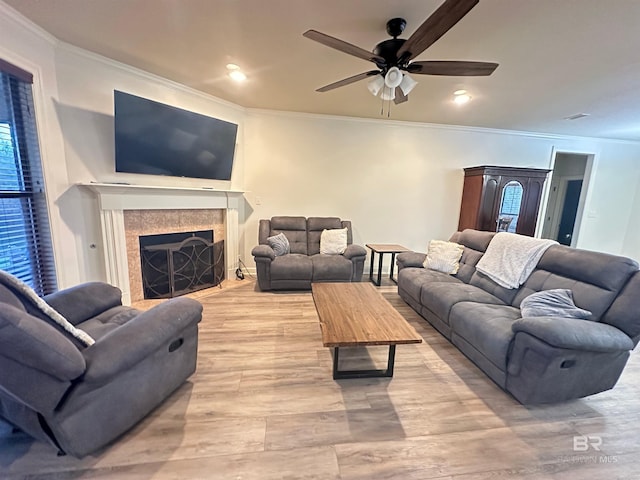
[538,147,597,248]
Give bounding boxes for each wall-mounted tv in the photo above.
[114,90,238,181]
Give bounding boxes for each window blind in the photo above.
[0,60,57,295]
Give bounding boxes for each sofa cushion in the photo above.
[307,217,344,255]
[451,230,496,284]
[78,306,140,340]
[420,282,505,326]
[455,229,496,252]
[0,270,95,347]
[397,267,462,304]
[423,240,464,274]
[513,245,639,320]
[0,304,86,380]
[454,247,484,284]
[311,254,353,281]
[469,271,520,305]
[267,232,290,256]
[269,216,308,255]
[320,228,348,255]
[270,254,313,281]
[450,302,521,371]
[520,289,592,320]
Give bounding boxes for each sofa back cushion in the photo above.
[449,230,521,304]
[602,271,640,344]
[262,216,308,255]
[512,245,639,320]
[307,217,351,255]
[0,283,25,311]
[450,229,495,283]
[0,303,86,413]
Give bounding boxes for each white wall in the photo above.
[622,175,640,261]
[3,0,640,289]
[0,4,82,287]
[53,45,246,282]
[243,110,640,267]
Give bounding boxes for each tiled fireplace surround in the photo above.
[83,183,242,305]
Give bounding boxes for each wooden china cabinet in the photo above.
[457,166,551,237]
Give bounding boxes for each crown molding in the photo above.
[55,41,246,114]
[0,1,58,45]
[246,108,640,146]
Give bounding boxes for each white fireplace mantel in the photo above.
[80,182,244,305]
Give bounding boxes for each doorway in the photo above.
[557,179,582,245]
[541,153,590,246]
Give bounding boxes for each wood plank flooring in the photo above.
[1,278,640,479]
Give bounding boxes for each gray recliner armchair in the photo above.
[0,275,202,457]
[252,216,367,291]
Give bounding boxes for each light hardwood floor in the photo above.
[2,278,639,479]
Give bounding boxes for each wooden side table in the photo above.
[365,244,410,286]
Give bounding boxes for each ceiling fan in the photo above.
[303,0,498,105]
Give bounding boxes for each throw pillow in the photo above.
[423,240,464,274]
[267,232,290,256]
[320,228,348,255]
[520,289,592,319]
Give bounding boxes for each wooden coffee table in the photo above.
[311,282,422,379]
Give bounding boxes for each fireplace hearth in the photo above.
[139,230,224,299]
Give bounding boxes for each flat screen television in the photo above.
[114,90,238,181]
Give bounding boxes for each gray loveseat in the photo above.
[396,229,640,404]
[252,216,367,291]
[0,278,202,457]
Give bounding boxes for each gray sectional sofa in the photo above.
[252,216,367,291]
[396,229,640,404]
[0,278,202,457]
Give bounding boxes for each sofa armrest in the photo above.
[512,317,634,353]
[396,251,426,270]
[343,244,366,260]
[81,297,202,384]
[43,282,122,326]
[251,244,275,261]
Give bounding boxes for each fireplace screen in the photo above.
[139,230,224,299]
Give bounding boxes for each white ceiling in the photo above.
[5,0,640,141]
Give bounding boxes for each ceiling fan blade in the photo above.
[304,30,386,65]
[394,87,408,104]
[407,61,498,76]
[396,0,479,62]
[316,70,380,92]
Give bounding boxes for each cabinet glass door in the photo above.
[497,181,523,233]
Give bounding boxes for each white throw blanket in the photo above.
[476,233,557,289]
[0,270,95,346]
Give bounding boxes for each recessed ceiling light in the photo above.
[453,91,471,105]
[228,70,247,82]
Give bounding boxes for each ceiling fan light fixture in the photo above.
[399,73,417,96]
[381,86,396,101]
[367,74,385,96]
[384,67,403,89]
